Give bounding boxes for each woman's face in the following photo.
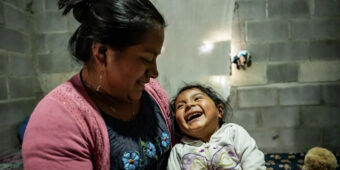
[104,27,164,102]
[175,88,222,142]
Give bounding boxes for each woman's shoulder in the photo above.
[33,73,98,123]
[46,73,83,100]
[28,72,106,146]
[42,73,94,108]
[34,77,75,109]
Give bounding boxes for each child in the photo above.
[167,84,266,170]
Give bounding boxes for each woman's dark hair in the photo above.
[58,0,166,63]
[170,83,233,139]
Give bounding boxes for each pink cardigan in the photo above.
[22,73,171,170]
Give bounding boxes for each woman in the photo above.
[22,0,172,169]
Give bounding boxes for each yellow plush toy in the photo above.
[302,147,338,170]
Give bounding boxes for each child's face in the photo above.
[175,88,223,142]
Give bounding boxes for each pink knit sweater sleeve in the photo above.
[23,74,110,170]
[22,96,93,170]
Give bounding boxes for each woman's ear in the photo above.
[217,104,224,118]
[91,41,108,67]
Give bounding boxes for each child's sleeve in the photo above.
[167,145,182,170]
[232,124,266,170]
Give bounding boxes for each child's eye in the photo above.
[194,96,202,101]
[176,104,184,110]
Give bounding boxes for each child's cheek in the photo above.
[175,114,186,126]
[175,114,183,123]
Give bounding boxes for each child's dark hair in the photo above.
[170,83,232,139]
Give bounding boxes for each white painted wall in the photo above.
[153,0,235,99]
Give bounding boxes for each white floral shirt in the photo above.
[167,123,266,170]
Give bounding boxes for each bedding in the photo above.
[0,150,339,170]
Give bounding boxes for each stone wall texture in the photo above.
[230,0,340,153]
[0,0,339,155]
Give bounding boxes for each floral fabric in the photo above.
[167,123,266,170]
[102,91,170,170]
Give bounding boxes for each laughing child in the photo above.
[167,84,265,170]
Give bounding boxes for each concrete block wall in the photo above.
[1,0,338,155]
[0,0,36,155]
[230,0,340,153]
[31,0,80,98]
[0,0,80,155]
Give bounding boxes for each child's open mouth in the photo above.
[185,112,203,122]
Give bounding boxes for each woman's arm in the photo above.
[22,97,93,170]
